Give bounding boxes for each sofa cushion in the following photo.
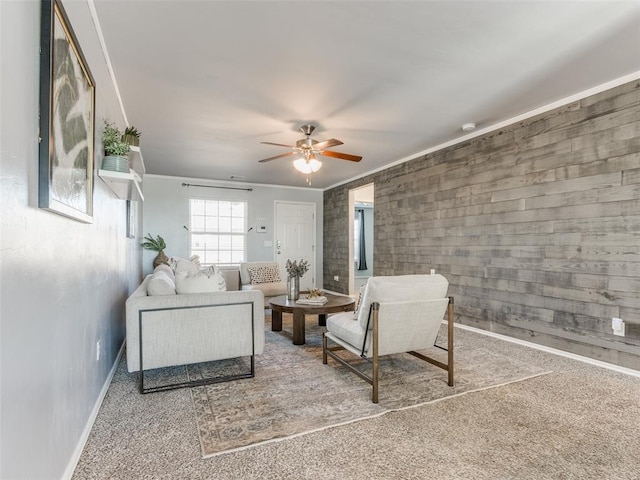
[153,264,175,282]
[327,311,368,352]
[247,264,281,285]
[242,281,287,298]
[147,270,176,296]
[175,266,227,294]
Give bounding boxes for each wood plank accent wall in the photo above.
[324,80,640,369]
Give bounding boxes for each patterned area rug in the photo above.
[186,315,551,458]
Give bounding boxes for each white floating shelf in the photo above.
[98,169,144,201]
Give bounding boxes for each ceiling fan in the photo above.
[258,125,362,181]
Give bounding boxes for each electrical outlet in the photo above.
[96,340,101,361]
[333,275,339,281]
[612,317,625,337]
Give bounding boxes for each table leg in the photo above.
[272,310,282,331]
[318,313,327,327]
[293,310,305,345]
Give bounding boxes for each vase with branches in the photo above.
[285,259,309,301]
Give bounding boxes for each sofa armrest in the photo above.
[125,289,264,373]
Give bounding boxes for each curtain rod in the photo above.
[181,183,253,192]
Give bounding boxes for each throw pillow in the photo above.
[247,264,281,285]
[147,270,176,296]
[169,256,201,275]
[353,284,367,320]
[153,264,175,282]
[175,266,227,294]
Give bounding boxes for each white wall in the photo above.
[0,1,142,478]
[142,175,324,282]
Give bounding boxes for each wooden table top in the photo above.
[269,293,355,314]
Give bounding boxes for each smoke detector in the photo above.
[462,123,476,132]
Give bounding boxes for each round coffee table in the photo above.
[269,293,356,345]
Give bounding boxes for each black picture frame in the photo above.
[39,0,95,223]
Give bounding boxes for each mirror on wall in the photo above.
[348,183,374,295]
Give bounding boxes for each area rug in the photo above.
[186,315,551,458]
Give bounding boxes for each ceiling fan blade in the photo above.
[260,141,296,148]
[312,138,343,150]
[318,150,362,162]
[258,151,298,163]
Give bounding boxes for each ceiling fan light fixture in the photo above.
[293,157,322,174]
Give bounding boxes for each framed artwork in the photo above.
[39,0,95,223]
[126,200,136,239]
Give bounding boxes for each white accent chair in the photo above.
[323,274,454,403]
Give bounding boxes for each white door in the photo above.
[275,201,316,291]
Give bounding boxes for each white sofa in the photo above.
[125,264,264,392]
[240,261,287,302]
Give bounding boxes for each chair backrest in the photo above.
[357,275,450,356]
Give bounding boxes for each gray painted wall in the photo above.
[0,1,142,478]
[324,80,640,370]
[142,175,324,283]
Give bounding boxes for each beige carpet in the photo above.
[185,315,551,458]
[72,322,640,480]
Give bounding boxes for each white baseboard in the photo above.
[62,341,125,480]
[455,323,640,379]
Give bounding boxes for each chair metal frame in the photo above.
[323,296,454,403]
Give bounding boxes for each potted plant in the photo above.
[141,233,169,268]
[102,120,130,173]
[122,125,141,147]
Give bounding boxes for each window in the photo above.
[354,212,361,266]
[354,208,367,270]
[189,199,247,266]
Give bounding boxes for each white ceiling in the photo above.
[94,1,640,189]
